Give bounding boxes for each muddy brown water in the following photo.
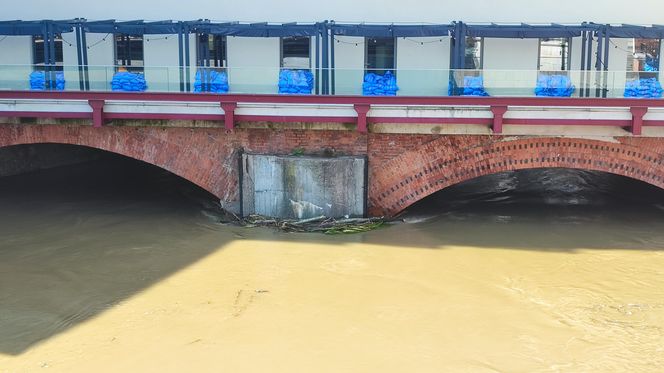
[1,155,664,372]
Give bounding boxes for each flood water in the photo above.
[1,152,664,372]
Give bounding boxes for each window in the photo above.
[198,34,227,68]
[115,34,144,72]
[538,38,571,71]
[365,37,396,74]
[627,38,660,73]
[32,34,64,71]
[281,36,310,69]
[464,37,483,69]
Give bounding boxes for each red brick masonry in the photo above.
[1,124,663,217]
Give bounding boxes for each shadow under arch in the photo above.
[370,137,664,217]
[0,124,229,202]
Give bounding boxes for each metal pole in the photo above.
[184,25,191,91]
[76,23,84,91]
[321,22,329,94]
[330,31,335,95]
[49,22,56,90]
[595,28,603,97]
[80,26,89,90]
[178,23,184,92]
[315,31,320,95]
[585,30,593,97]
[602,26,610,98]
[580,30,587,96]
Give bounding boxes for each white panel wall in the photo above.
[482,38,539,96]
[6,0,664,25]
[61,33,115,91]
[0,36,33,90]
[227,36,279,93]
[332,36,364,95]
[396,37,450,96]
[144,34,180,92]
[607,38,629,97]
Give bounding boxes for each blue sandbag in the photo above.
[29,70,65,90]
[362,71,398,96]
[194,69,229,93]
[534,74,575,97]
[461,76,489,96]
[278,69,314,94]
[624,78,663,98]
[111,72,148,92]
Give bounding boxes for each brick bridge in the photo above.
[1,91,664,217]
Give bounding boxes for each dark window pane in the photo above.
[198,34,227,68]
[281,36,310,69]
[32,34,64,71]
[115,34,144,72]
[464,37,482,69]
[366,37,395,74]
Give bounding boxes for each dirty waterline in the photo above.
[1,157,664,372]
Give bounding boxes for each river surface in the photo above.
[1,156,664,372]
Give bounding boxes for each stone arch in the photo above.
[369,136,664,217]
[0,125,234,201]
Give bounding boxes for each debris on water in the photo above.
[237,214,386,234]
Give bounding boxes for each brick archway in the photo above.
[369,137,664,217]
[0,125,235,202]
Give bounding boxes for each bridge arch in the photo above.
[0,125,234,202]
[369,137,664,216]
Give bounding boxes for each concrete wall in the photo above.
[396,37,450,96]
[242,154,366,219]
[482,38,539,96]
[6,0,663,24]
[332,36,365,95]
[227,37,280,93]
[0,36,33,90]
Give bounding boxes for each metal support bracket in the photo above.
[88,99,105,128]
[221,101,238,130]
[490,105,508,134]
[354,104,371,133]
[630,106,648,136]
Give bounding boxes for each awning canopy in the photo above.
[0,20,75,35]
[330,23,452,37]
[462,23,589,38]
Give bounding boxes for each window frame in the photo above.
[32,34,64,71]
[364,37,397,75]
[537,37,572,72]
[198,34,227,68]
[464,36,484,70]
[280,36,311,70]
[114,34,145,72]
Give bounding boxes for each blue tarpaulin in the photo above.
[535,74,575,97]
[111,72,147,92]
[29,70,65,90]
[278,69,314,94]
[624,78,663,98]
[193,69,229,93]
[362,71,398,96]
[461,76,489,96]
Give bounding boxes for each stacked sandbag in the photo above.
[535,74,575,97]
[362,71,398,96]
[111,72,148,92]
[29,71,65,90]
[194,69,229,93]
[461,76,489,96]
[624,78,663,98]
[278,69,314,94]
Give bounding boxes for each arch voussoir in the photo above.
[369,137,664,217]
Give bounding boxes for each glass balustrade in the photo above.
[0,64,660,99]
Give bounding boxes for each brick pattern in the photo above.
[2,124,664,217]
[0,125,367,206]
[369,136,664,216]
